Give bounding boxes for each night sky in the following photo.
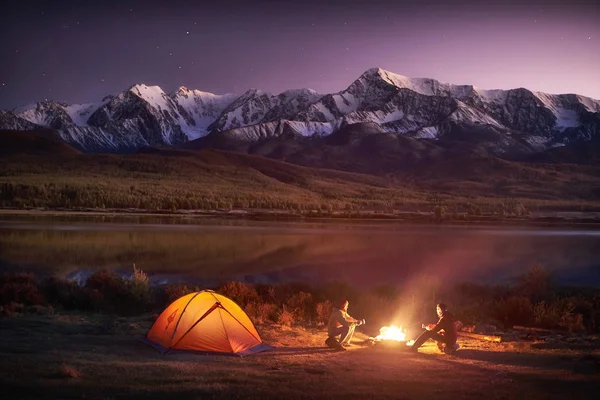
[1,0,599,110]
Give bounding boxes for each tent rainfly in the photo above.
[144,290,270,356]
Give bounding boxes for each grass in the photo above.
[0,312,598,399]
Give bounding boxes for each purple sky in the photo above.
[1,0,599,109]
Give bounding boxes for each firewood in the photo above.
[458,331,502,342]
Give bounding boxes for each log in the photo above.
[458,331,502,343]
[512,325,554,333]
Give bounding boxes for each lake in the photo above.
[1,214,600,289]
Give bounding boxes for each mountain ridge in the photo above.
[1,68,599,160]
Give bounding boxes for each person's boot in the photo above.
[325,337,337,349]
[446,342,460,354]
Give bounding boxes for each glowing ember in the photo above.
[375,325,407,342]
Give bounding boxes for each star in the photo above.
[186,31,190,35]
[178,65,182,69]
[101,78,105,82]
[169,52,173,56]
[589,37,592,40]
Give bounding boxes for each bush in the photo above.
[492,296,534,329]
[218,281,259,307]
[0,273,45,306]
[316,300,333,325]
[274,282,314,304]
[534,298,585,332]
[285,291,315,324]
[245,302,277,324]
[516,265,553,303]
[127,264,151,307]
[158,284,198,305]
[41,277,82,310]
[254,284,276,303]
[277,306,295,326]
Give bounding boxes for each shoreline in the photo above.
[1,207,600,229]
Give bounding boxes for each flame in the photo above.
[375,325,406,342]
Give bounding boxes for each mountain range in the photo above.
[2,68,599,171]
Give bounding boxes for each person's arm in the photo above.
[338,311,364,326]
[430,317,446,333]
[343,312,360,324]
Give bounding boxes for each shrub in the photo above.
[218,281,259,307]
[277,306,295,326]
[492,296,534,329]
[85,269,126,294]
[254,284,276,303]
[285,291,315,324]
[534,298,585,332]
[316,300,333,325]
[274,282,314,304]
[127,264,151,307]
[41,277,82,310]
[0,273,45,306]
[245,302,277,324]
[516,264,553,303]
[159,284,198,305]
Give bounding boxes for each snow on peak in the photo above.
[128,83,171,111]
[358,68,473,99]
[277,88,320,98]
[65,102,107,126]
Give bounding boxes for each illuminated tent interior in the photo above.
[145,290,270,356]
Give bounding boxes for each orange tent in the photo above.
[145,290,270,356]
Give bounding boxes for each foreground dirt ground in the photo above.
[1,313,599,399]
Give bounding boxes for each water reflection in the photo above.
[1,216,599,287]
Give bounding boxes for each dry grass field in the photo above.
[1,312,598,399]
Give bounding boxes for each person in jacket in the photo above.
[325,299,365,350]
[409,303,459,353]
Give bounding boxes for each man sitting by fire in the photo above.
[325,299,365,350]
[409,303,459,353]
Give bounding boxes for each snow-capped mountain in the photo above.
[1,68,599,155]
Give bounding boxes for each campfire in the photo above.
[375,325,406,342]
[368,325,414,348]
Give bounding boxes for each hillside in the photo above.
[1,136,600,213]
[0,129,80,156]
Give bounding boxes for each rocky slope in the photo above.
[1,68,599,156]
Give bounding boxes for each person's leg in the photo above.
[427,332,458,352]
[340,324,356,345]
[410,330,433,349]
[429,332,453,346]
[326,326,349,349]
